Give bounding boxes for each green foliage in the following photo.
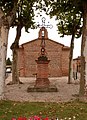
[0,0,14,14]
[11,0,36,32]
[0,100,87,120]
[48,0,83,38]
[6,58,12,65]
[0,0,45,31]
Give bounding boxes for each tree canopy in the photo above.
[46,0,83,38]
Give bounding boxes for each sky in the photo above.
[7,13,81,60]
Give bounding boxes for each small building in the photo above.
[73,56,81,80]
[73,56,81,73]
[18,27,70,77]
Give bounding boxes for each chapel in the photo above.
[18,27,70,77]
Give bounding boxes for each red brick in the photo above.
[18,27,70,77]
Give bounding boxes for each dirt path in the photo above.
[4,74,79,102]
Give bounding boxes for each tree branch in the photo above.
[7,0,19,26]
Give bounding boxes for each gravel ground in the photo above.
[4,74,80,102]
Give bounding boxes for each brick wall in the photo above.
[62,47,70,76]
[18,27,70,77]
[18,39,70,77]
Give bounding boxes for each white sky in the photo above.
[7,13,81,60]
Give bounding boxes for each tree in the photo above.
[47,0,87,98]
[9,0,36,84]
[79,1,87,98]
[46,0,82,84]
[0,0,18,99]
[58,13,82,84]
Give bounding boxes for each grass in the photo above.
[0,100,87,120]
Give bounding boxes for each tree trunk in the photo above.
[0,10,9,99]
[68,31,75,84]
[0,26,9,99]
[79,2,87,98]
[12,48,20,84]
[0,2,18,99]
[10,25,22,84]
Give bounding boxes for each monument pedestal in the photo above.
[35,60,50,88]
[27,56,58,92]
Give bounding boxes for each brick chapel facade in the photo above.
[18,27,70,77]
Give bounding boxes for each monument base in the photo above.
[35,78,50,88]
[27,84,58,92]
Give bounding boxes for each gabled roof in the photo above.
[19,38,70,50]
[19,27,70,50]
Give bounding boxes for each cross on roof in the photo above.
[37,17,53,29]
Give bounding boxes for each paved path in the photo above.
[4,74,80,102]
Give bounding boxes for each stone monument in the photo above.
[27,18,58,92]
